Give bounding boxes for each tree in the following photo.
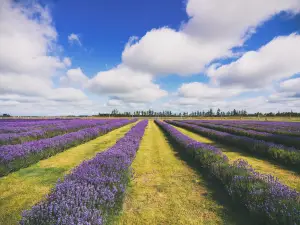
[111,109,119,116]
[217,108,221,117]
[233,109,238,116]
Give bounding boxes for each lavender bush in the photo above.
[20,120,148,225]
[167,120,300,170]
[211,159,300,224]
[0,119,136,176]
[197,120,300,137]
[184,121,300,149]
[155,120,227,162]
[0,119,70,134]
[0,119,112,145]
[156,120,300,224]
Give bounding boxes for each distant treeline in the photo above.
[95,109,300,117]
[0,114,11,117]
[2,109,300,118]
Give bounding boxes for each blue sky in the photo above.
[54,0,188,75]
[0,0,300,115]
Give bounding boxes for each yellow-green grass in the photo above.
[173,125,300,191]
[0,122,136,225]
[118,121,248,225]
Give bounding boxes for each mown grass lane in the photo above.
[118,121,248,225]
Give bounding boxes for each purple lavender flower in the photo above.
[156,120,300,224]
[167,120,300,170]
[194,120,300,137]
[183,120,300,149]
[0,119,137,176]
[0,119,113,145]
[155,120,228,163]
[20,120,148,225]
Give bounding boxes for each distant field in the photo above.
[3,116,300,123]
[0,118,299,224]
[193,116,300,122]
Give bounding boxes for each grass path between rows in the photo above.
[118,121,248,225]
[0,122,136,225]
[173,125,300,191]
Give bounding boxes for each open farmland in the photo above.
[0,118,300,225]
[2,0,300,224]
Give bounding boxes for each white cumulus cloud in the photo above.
[0,0,89,115]
[207,34,300,88]
[0,0,64,78]
[88,65,167,103]
[60,68,89,88]
[68,33,82,46]
[178,82,242,100]
[122,28,225,75]
[122,0,300,76]
[280,77,300,93]
[63,57,72,67]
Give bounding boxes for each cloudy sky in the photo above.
[0,0,300,116]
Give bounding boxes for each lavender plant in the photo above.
[167,120,300,170]
[0,119,71,134]
[196,120,300,137]
[0,119,113,145]
[0,119,136,176]
[184,121,300,149]
[20,120,148,225]
[156,120,300,224]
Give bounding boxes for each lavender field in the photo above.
[0,118,299,225]
[2,0,300,223]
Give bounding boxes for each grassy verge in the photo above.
[118,121,249,225]
[174,125,300,191]
[0,122,136,225]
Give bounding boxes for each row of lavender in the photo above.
[198,119,300,127]
[0,118,68,123]
[0,119,113,145]
[0,119,71,133]
[0,119,136,176]
[199,120,300,137]
[184,120,300,149]
[157,120,300,225]
[168,120,300,171]
[20,120,148,225]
